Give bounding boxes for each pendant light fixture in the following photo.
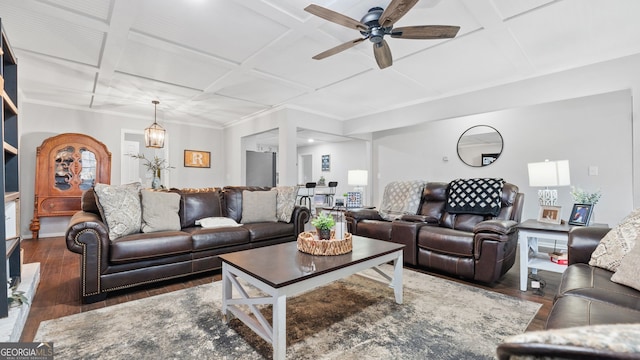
[145,100,165,148]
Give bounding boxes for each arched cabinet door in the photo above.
[30,133,111,239]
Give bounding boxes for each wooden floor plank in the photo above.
[18,236,560,343]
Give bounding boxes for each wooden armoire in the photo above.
[30,133,111,239]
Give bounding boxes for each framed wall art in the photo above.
[184,150,211,168]
[321,154,330,172]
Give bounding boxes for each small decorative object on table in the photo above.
[297,231,352,256]
[311,212,334,239]
[129,153,174,189]
[299,212,352,255]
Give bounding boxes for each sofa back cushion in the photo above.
[418,182,520,232]
[417,182,448,221]
[223,186,272,223]
[178,190,223,228]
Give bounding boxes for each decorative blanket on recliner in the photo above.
[378,180,427,221]
[445,178,505,216]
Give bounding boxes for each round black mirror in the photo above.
[457,125,503,167]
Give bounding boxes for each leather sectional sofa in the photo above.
[497,226,640,359]
[65,186,310,303]
[546,226,640,328]
[346,181,524,283]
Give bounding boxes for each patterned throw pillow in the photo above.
[241,190,278,223]
[271,186,299,222]
[500,324,640,358]
[611,242,640,291]
[140,190,181,233]
[589,208,640,272]
[94,182,142,240]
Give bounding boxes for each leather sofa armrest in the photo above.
[291,206,311,234]
[473,219,518,236]
[66,211,110,255]
[399,214,439,224]
[568,226,611,265]
[65,211,111,299]
[345,209,383,221]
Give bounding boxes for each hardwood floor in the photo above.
[18,236,561,342]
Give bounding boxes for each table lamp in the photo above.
[527,160,571,206]
[347,170,368,207]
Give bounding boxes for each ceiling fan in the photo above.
[304,0,460,69]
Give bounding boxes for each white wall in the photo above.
[297,140,369,204]
[372,90,633,225]
[20,103,224,238]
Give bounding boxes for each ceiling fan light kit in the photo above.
[305,1,460,69]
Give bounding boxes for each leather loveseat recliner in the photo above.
[346,181,524,283]
[66,186,310,303]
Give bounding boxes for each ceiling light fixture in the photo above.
[145,100,165,148]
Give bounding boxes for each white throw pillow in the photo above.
[140,190,181,233]
[196,217,242,229]
[94,182,142,240]
[241,190,278,223]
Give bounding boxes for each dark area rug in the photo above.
[35,266,541,359]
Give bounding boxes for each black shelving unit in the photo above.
[1,19,20,318]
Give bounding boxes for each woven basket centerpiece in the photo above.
[297,231,353,256]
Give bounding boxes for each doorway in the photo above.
[298,154,313,185]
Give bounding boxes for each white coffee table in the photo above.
[219,236,404,360]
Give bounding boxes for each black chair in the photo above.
[324,181,338,205]
[298,182,316,211]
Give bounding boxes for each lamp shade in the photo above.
[348,170,368,186]
[527,160,570,187]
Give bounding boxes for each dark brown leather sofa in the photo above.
[547,226,640,328]
[496,226,640,359]
[66,186,310,303]
[346,182,524,283]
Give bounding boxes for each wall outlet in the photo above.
[531,281,541,289]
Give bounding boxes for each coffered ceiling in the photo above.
[2,0,640,130]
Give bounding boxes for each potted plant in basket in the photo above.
[311,212,335,240]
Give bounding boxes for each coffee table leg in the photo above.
[272,294,287,360]
[393,252,403,304]
[221,264,231,323]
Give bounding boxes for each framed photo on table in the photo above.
[537,205,562,224]
[568,203,593,226]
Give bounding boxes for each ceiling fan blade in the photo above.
[379,0,420,28]
[312,38,366,60]
[304,4,367,31]
[373,40,393,69]
[391,25,460,39]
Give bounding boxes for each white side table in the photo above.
[518,219,608,291]
[518,219,570,291]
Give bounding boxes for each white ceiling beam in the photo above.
[461,0,536,76]
[91,1,142,106]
